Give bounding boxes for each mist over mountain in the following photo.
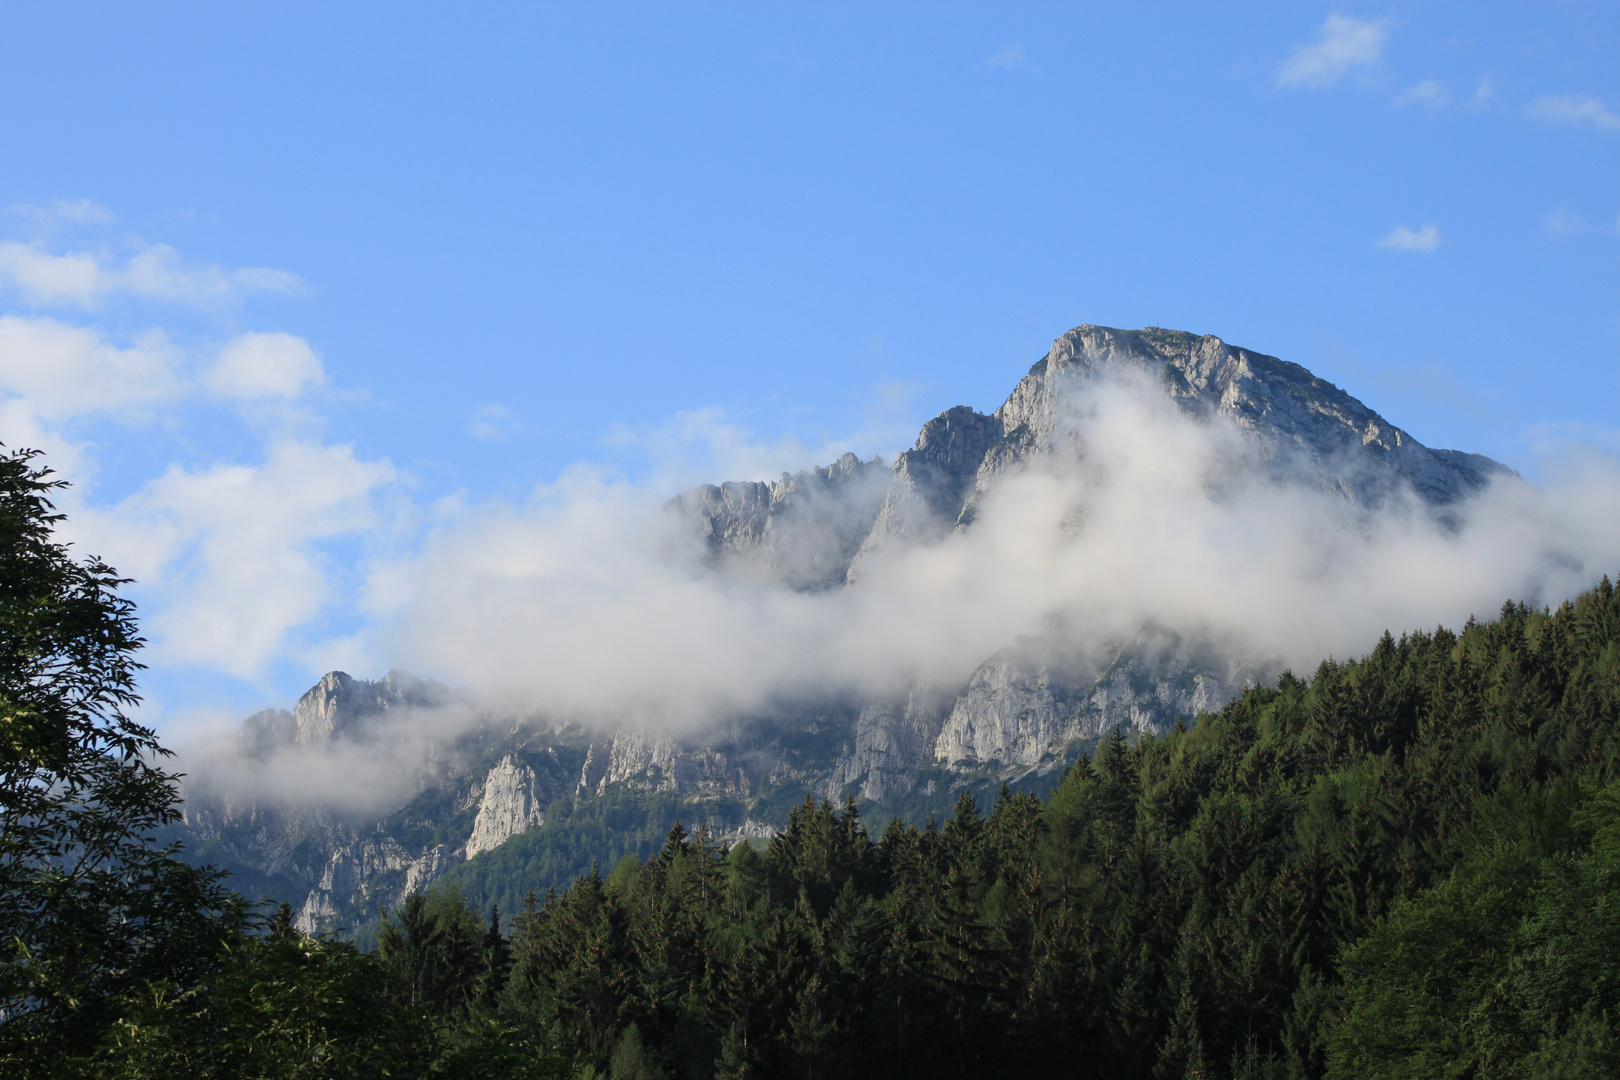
[174,324,1620,934]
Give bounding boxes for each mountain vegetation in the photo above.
[388,583,1620,1079]
[177,324,1521,941]
[7,440,1620,1077]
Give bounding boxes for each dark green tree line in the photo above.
[0,447,554,1077]
[9,438,1620,1078]
[464,580,1620,1078]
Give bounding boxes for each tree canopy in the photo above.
[0,446,246,1066]
[6,441,1620,1078]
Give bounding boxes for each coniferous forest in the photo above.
[9,443,1620,1078]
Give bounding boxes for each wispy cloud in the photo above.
[1543,208,1588,238]
[6,198,117,229]
[75,440,395,678]
[1378,224,1441,253]
[369,371,1620,742]
[470,403,523,443]
[985,43,1034,71]
[0,322,383,680]
[1395,80,1451,109]
[0,235,305,309]
[0,316,329,420]
[1278,14,1388,89]
[0,211,387,684]
[1526,94,1620,133]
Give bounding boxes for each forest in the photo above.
[7,439,1620,1079]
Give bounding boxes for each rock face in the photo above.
[1007,325,1505,507]
[466,755,557,858]
[574,728,753,800]
[830,688,955,802]
[179,324,1512,934]
[672,452,891,590]
[863,406,1007,549]
[930,627,1239,766]
[291,670,446,745]
[689,325,1509,590]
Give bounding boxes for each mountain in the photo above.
[679,324,1501,592]
[175,324,1512,934]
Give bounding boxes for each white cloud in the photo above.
[75,440,396,678]
[985,44,1032,70]
[0,238,304,308]
[605,405,892,493]
[49,199,117,225]
[0,220,397,693]
[207,332,326,400]
[368,372,1620,734]
[1544,208,1588,238]
[1378,223,1441,253]
[0,315,181,419]
[6,199,117,229]
[1395,80,1451,109]
[1526,94,1620,133]
[1278,14,1388,89]
[470,403,522,443]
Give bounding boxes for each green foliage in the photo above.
[0,448,571,1079]
[379,884,495,1015]
[74,933,425,1078]
[421,790,702,940]
[0,447,247,1071]
[12,439,1620,1077]
[1330,776,1620,1079]
[457,576,1620,1078]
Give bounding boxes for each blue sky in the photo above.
[0,3,1616,730]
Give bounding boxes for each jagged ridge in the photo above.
[179,324,1511,934]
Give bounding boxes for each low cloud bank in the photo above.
[368,372,1620,730]
[180,700,487,821]
[168,369,1620,821]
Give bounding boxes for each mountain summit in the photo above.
[178,324,1512,934]
[675,324,1506,591]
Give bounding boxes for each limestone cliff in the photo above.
[179,323,1512,935]
[686,325,1509,590]
[466,753,567,859]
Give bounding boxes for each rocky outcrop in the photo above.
[933,645,1100,767]
[182,323,1514,936]
[575,727,771,801]
[290,669,449,746]
[928,627,1241,768]
[993,325,1509,506]
[294,836,413,933]
[292,835,467,934]
[681,325,1508,594]
[238,708,296,757]
[672,452,890,590]
[855,407,1006,560]
[466,755,552,859]
[829,688,954,801]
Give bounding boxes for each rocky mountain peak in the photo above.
[187,322,1520,936]
[1002,325,1510,506]
[293,672,358,745]
[689,324,1512,591]
[287,668,449,746]
[670,450,891,590]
